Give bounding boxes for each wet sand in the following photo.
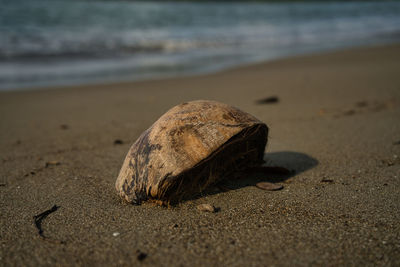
[1,44,399,266]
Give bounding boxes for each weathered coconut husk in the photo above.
[115,100,268,205]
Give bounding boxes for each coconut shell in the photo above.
[115,100,268,205]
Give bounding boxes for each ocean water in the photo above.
[1,0,400,90]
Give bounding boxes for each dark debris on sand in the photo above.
[255,96,279,104]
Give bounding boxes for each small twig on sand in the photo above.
[33,205,65,244]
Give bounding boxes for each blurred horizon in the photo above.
[1,0,400,90]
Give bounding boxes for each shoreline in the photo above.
[1,42,399,93]
[1,43,399,266]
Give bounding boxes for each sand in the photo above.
[1,44,399,266]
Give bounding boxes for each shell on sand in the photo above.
[115,100,268,205]
[197,204,217,213]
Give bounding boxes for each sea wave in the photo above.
[0,33,225,59]
[1,0,400,90]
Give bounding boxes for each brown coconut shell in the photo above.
[115,100,268,205]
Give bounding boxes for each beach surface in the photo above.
[1,44,400,266]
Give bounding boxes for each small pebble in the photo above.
[255,182,283,191]
[136,250,147,261]
[197,203,217,213]
[114,139,124,145]
[112,232,120,237]
[45,161,60,168]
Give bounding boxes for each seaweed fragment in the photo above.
[33,205,65,244]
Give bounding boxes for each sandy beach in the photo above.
[1,44,399,266]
